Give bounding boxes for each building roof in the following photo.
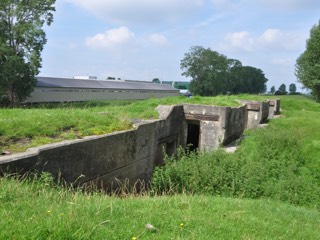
[36,77,178,91]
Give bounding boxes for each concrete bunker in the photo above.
[240,100,269,129]
[0,99,279,191]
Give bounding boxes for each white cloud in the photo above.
[66,0,204,25]
[259,28,305,51]
[260,29,281,44]
[85,26,135,48]
[224,31,254,52]
[219,28,305,55]
[148,34,169,47]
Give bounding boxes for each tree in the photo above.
[263,83,267,93]
[296,20,320,101]
[0,0,55,106]
[275,83,287,95]
[180,46,268,96]
[270,86,275,94]
[152,78,161,84]
[180,46,230,96]
[279,83,287,93]
[289,83,297,94]
[230,66,267,94]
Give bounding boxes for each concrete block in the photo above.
[240,100,270,129]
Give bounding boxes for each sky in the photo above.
[39,0,320,92]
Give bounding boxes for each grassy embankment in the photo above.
[0,94,264,153]
[0,95,320,239]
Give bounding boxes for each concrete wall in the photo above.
[268,99,281,119]
[0,105,186,190]
[240,100,270,129]
[0,100,279,190]
[183,104,246,150]
[0,123,157,190]
[155,105,186,165]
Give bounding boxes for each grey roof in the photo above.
[36,77,178,91]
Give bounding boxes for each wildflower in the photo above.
[47,210,51,214]
[132,237,137,240]
[180,223,184,228]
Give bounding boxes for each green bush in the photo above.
[152,148,242,197]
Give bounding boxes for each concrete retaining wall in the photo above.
[0,123,157,190]
[0,100,280,190]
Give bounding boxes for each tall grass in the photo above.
[152,95,320,208]
[1,173,319,239]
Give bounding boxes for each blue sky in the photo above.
[40,0,320,92]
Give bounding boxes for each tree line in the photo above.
[270,83,300,95]
[180,46,268,96]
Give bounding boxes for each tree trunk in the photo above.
[6,82,14,108]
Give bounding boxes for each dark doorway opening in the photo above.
[187,121,200,151]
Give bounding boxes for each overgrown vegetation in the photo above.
[152,95,320,208]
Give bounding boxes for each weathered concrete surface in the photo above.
[155,105,186,165]
[240,100,269,129]
[183,104,246,150]
[0,123,157,190]
[0,105,186,190]
[268,99,281,119]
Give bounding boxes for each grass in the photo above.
[1,94,320,239]
[0,94,265,153]
[0,174,319,240]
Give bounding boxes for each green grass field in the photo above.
[1,174,319,240]
[1,94,320,239]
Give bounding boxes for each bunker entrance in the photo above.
[187,121,200,151]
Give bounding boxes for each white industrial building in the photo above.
[24,77,179,103]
